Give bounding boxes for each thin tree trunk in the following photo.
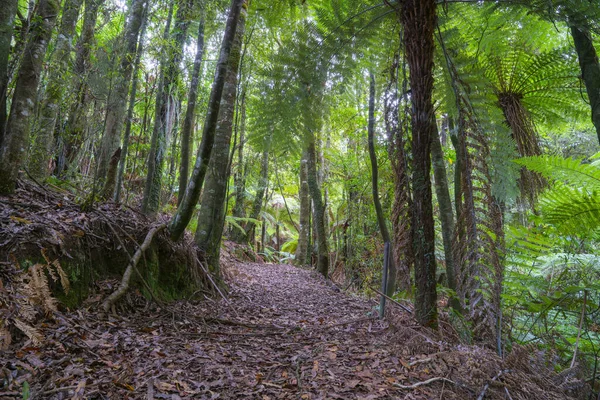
[367,73,395,296]
[143,0,193,214]
[400,0,438,327]
[431,123,460,311]
[0,0,60,194]
[97,0,145,180]
[29,0,83,179]
[0,0,18,145]
[114,5,148,202]
[295,149,310,265]
[178,8,205,205]
[230,91,247,243]
[169,0,246,241]
[306,132,329,277]
[194,2,246,275]
[244,143,270,243]
[61,0,103,174]
[570,25,600,145]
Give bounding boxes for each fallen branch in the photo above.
[477,369,511,400]
[394,377,457,389]
[370,287,413,314]
[102,224,167,314]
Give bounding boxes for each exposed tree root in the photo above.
[101,223,167,314]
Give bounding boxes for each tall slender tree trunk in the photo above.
[0,0,60,194]
[62,0,103,174]
[230,91,247,243]
[244,143,270,244]
[431,123,460,311]
[169,0,246,241]
[305,131,329,277]
[0,0,18,145]
[194,1,246,275]
[400,0,438,327]
[113,6,148,202]
[295,150,310,265]
[367,73,395,296]
[143,0,193,214]
[570,25,600,145]
[97,0,145,180]
[29,0,83,179]
[178,8,205,205]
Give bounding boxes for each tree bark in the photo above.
[431,123,461,311]
[97,0,145,180]
[0,0,60,195]
[169,0,246,241]
[400,0,438,327]
[178,8,205,205]
[143,0,194,214]
[295,150,310,265]
[230,91,247,243]
[244,143,270,244]
[194,1,246,275]
[306,132,329,277]
[114,6,148,202]
[29,0,83,179]
[0,0,18,146]
[367,73,395,296]
[61,0,103,174]
[570,25,600,145]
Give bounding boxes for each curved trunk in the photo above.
[169,0,246,241]
[178,9,206,205]
[0,0,18,145]
[400,0,438,328]
[97,0,145,180]
[143,0,193,214]
[294,150,310,265]
[29,0,83,179]
[367,73,395,296]
[194,2,246,275]
[570,25,600,145]
[0,0,60,194]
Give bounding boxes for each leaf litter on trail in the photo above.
[0,258,588,399]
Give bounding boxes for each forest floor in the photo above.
[1,255,587,399]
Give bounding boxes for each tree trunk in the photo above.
[367,73,395,296]
[306,132,329,277]
[400,0,438,328]
[431,123,461,311]
[295,149,310,265]
[0,0,18,146]
[113,6,148,202]
[570,25,600,145]
[61,0,103,175]
[244,143,270,243]
[0,0,60,195]
[178,8,205,205]
[143,0,193,214]
[194,2,246,275]
[230,91,247,243]
[97,0,145,180]
[29,0,83,179]
[169,0,246,241]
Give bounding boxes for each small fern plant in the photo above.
[515,154,600,234]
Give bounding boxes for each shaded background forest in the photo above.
[2,0,600,390]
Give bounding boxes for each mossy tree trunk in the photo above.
[570,25,600,145]
[367,73,395,296]
[0,0,18,146]
[400,0,438,328]
[178,8,205,205]
[169,0,246,241]
[0,0,60,195]
[97,0,145,180]
[143,0,194,214]
[243,143,270,244]
[29,0,83,179]
[194,1,247,276]
[294,150,310,265]
[230,91,248,243]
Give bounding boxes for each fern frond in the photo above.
[515,155,600,190]
[12,318,43,345]
[539,184,600,232]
